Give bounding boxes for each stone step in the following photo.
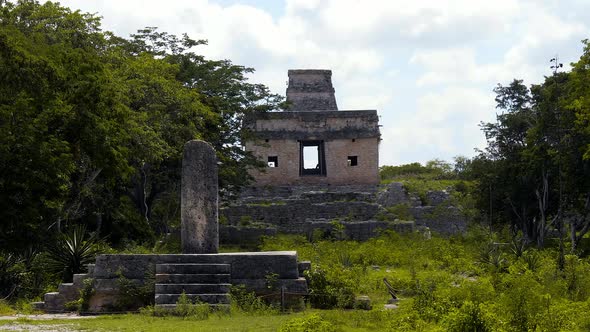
[73,274,90,287]
[44,292,65,313]
[31,301,45,311]
[57,283,79,302]
[155,303,230,312]
[156,273,230,284]
[155,283,231,294]
[155,293,230,305]
[157,255,233,264]
[156,263,230,275]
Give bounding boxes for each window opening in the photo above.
[348,156,358,166]
[299,140,326,176]
[303,146,319,169]
[268,156,278,167]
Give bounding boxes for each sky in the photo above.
[51,0,590,166]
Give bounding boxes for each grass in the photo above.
[0,309,429,332]
[3,229,590,331]
[0,311,332,332]
[0,300,15,316]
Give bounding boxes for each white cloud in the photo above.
[286,0,321,12]
[51,0,590,165]
[380,87,495,165]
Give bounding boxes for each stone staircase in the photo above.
[154,263,231,308]
[35,264,94,312]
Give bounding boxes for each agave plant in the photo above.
[47,225,101,282]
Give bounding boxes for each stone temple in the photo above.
[244,69,380,186]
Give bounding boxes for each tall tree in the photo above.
[0,0,137,249]
[476,44,590,250]
[0,1,283,252]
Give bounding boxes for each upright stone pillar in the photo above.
[181,140,219,254]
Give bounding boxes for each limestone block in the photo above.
[154,252,300,279]
[31,301,45,311]
[298,261,311,277]
[231,277,308,295]
[426,190,451,206]
[44,292,65,313]
[377,182,420,207]
[93,254,157,279]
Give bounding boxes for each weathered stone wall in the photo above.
[220,183,469,243]
[223,200,381,233]
[219,225,277,245]
[286,69,338,112]
[377,182,421,207]
[246,137,379,186]
[245,110,380,139]
[85,252,305,312]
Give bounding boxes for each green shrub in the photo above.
[305,266,355,309]
[79,278,95,312]
[0,300,15,315]
[112,270,155,311]
[279,313,336,332]
[444,301,491,332]
[499,274,544,332]
[141,293,211,319]
[63,278,96,313]
[239,215,253,226]
[174,292,210,319]
[230,284,277,314]
[411,279,451,322]
[385,203,414,221]
[14,299,35,314]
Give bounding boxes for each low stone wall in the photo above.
[84,252,306,312]
[220,225,277,245]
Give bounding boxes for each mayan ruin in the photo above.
[244,70,381,186]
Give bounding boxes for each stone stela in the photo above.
[244,69,381,186]
[181,140,219,254]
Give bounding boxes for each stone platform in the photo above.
[40,251,308,313]
[220,183,468,244]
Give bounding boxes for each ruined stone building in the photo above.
[244,70,381,186]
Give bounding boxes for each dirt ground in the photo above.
[0,314,96,332]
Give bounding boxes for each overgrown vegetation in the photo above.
[5,229,590,330]
[46,225,102,282]
[260,230,590,331]
[230,285,279,314]
[112,271,155,311]
[140,292,211,319]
